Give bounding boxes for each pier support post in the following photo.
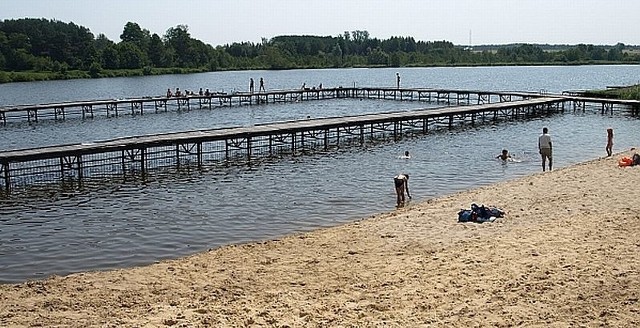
[324,129,328,151]
[2,162,9,191]
[393,121,398,141]
[140,148,146,173]
[225,140,229,161]
[77,155,83,180]
[176,144,181,167]
[291,133,296,155]
[60,157,65,177]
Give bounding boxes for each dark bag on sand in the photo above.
[633,153,640,166]
[458,209,473,222]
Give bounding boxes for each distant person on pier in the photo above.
[175,88,182,97]
[396,72,401,89]
[496,149,512,161]
[259,77,265,92]
[204,88,211,96]
[318,83,323,89]
[166,88,173,98]
[301,82,306,89]
[606,128,614,156]
[199,88,203,96]
[538,127,552,171]
[250,78,254,93]
[393,173,411,207]
[399,151,411,159]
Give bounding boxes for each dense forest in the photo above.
[0,18,639,83]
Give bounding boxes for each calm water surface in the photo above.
[0,66,639,283]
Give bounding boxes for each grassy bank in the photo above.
[582,84,640,100]
[0,67,210,84]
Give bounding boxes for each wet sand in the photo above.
[1,151,639,327]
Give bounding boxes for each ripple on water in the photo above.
[1,103,639,283]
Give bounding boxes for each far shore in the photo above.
[1,61,638,85]
[1,150,639,327]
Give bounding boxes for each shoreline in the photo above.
[1,151,639,327]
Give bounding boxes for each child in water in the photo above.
[606,128,613,157]
[496,149,511,161]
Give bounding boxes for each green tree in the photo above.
[148,33,169,67]
[263,45,291,69]
[120,22,150,52]
[101,44,119,69]
[367,47,389,66]
[164,25,193,67]
[116,41,145,69]
[95,33,115,51]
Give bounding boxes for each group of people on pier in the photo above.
[249,77,265,93]
[166,87,214,98]
[165,78,329,99]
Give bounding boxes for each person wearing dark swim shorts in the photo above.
[393,173,411,207]
[538,127,552,171]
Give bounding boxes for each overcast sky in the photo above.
[1,0,637,46]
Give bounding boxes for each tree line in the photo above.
[0,18,638,82]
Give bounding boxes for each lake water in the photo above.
[0,65,639,283]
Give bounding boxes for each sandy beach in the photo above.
[1,151,639,327]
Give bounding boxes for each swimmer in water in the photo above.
[399,151,411,159]
[496,149,512,161]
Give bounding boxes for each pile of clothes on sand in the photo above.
[458,203,505,223]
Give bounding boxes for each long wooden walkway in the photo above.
[0,87,545,125]
[0,97,563,190]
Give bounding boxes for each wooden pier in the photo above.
[562,95,640,115]
[0,87,546,125]
[0,97,564,191]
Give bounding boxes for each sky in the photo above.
[1,0,638,47]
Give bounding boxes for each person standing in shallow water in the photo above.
[538,127,552,171]
[393,173,411,207]
[606,128,614,157]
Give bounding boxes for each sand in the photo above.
[1,151,639,327]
